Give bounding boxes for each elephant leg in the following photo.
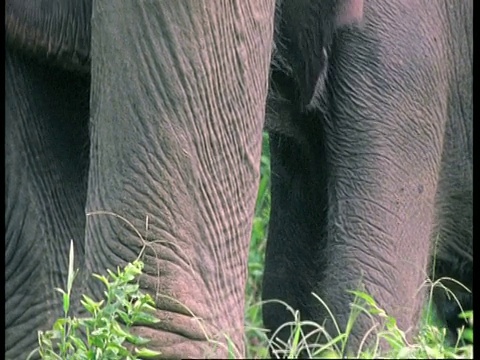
[431,191,472,340]
[431,76,472,340]
[5,49,90,359]
[264,0,471,354]
[265,98,439,354]
[304,1,470,351]
[85,1,275,358]
[263,131,331,353]
[262,68,332,353]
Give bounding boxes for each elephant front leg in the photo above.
[264,116,443,355]
[289,3,453,351]
[86,0,275,358]
[313,157,439,352]
[264,47,448,359]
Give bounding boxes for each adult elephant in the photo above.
[263,0,472,355]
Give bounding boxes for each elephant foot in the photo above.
[130,317,242,359]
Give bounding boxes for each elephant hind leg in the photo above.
[430,191,472,343]
[431,121,472,342]
[263,106,330,355]
[5,49,90,359]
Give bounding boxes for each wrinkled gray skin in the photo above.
[6,1,276,358]
[5,0,472,359]
[264,0,472,355]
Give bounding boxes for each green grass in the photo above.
[243,133,473,359]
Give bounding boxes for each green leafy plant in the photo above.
[28,241,161,360]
